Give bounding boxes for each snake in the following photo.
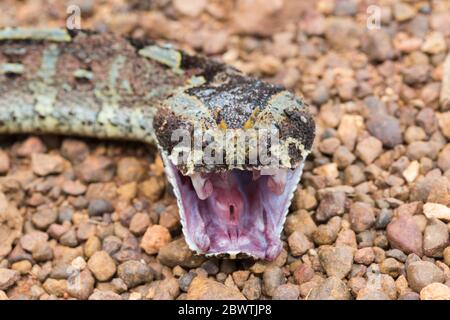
[0,28,315,261]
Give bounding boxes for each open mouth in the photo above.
[163,154,304,261]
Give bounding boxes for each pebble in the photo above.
[117,260,153,288]
[16,137,46,157]
[354,247,375,266]
[62,180,86,196]
[140,225,171,255]
[0,268,20,290]
[386,249,407,262]
[129,212,150,235]
[423,218,448,258]
[139,177,165,202]
[380,258,404,278]
[60,229,78,247]
[88,199,114,217]
[262,266,285,297]
[288,231,313,257]
[61,139,89,164]
[42,278,67,297]
[393,2,416,21]
[32,207,58,230]
[423,202,450,221]
[421,32,447,54]
[173,0,207,17]
[0,150,10,174]
[315,191,346,222]
[20,231,48,252]
[89,290,122,300]
[102,236,122,256]
[349,202,376,232]
[232,270,250,289]
[319,245,354,279]
[366,113,402,148]
[76,156,116,183]
[31,153,64,176]
[355,137,383,164]
[313,216,341,245]
[284,210,317,238]
[419,283,450,300]
[406,261,445,292]
[87,251,117,282]
[362,30,395,62]
[242,276,262,300]
[386,215,423,256]
[66,269,95,300]
[272,283,300,300]
[186,277,245,300]
[444,247,450,266]
[117,157,145,183]
[308,277,351,300]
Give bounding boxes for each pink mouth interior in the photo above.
[169,162,302,260]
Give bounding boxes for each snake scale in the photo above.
[0,28,315,261]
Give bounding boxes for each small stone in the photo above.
[88,199,114,217]
[20,231,48,252]
[31,207,58,230]
[200,260,219,276]
[437,112,450,139]
[399,292,420,300]
[386,249,407,262]
[263,266,285,297]
[402,65,430,85]
[76,156,116,183]
[444,247,450,266]
[61,139,89,164]
[338,115,364,151]
[89,290,123,300]
[319,137,340,155]
[293,264,314,285]
[355,137,383,164]
[366,113,402,148]
[319,245,354,279]
[393,2,416,21]
[423,219,449,257]
[308,277,351,300]
[344,165,365,185]
[437,145,450,172]
[187,277,245,300]
[102,236,122,256]
[242,276,261,300]
[232,271,250,289]
[362,30,395,62]
[0,150,10,174]
[386,215,423,256]
[354,247,375,266]
[313,216,341,245]
[117,157,145,183]
[62,180,86,196]
[422,32,447,54]
[406,261,445,292]
[11,260,32,275]
[402,160,420,183]
[129,212,150,236]
[417,108,438,135]
[380,258,404,278]
[349,202,376,232]
[84,236,101,258]
[420,283,450,300]
[375,209,393,229]
[16,137,46,157]
[423,202,450,221]
[0,268,20,290]
[333,146,356,168]
[59,229,78,247]
[42,278,67,297]
[272,283,300,300]
[117,260,152,288]
[288,231,313,256]
[31,153,64,176]
[88,251,117,282]
[315,191,346,222]
[66,269,95,300]
[357,288,390,300]
[173,0,207,17]
[139,177,165,202]
[284,210,317,238]
[140,225,171,255]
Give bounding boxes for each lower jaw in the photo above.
[161,153,305,261]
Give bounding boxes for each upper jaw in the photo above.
[161,150,305,261]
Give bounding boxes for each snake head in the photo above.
[153,58,315,260]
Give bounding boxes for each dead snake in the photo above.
[0,28,315,260]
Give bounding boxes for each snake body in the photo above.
[0,28,315,260]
